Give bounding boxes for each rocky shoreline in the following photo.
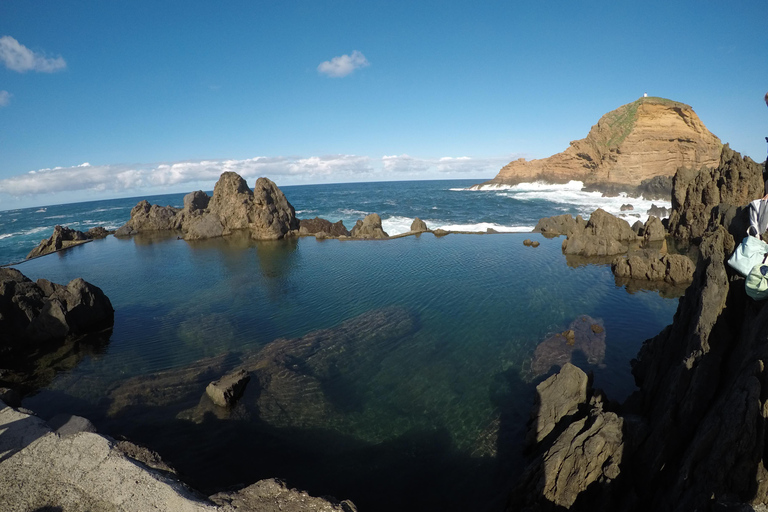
[3,143,766,510]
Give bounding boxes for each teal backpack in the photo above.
[746,256,768,300]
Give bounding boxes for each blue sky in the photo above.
[0,0,765,209]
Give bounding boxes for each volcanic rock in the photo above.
[0,400,353,511]
[350,213,389,239]
[475,96,722,192]
[646,204,670,219]
[115,173,299,241]
[667,144,763,243]
[410,217,429,232]
[205,369,250,407]
[184,190,211,213]
[26,225,113,259]
[528,362,588,444]
[514,364,623,510]
[299,217,351,238]
[533,214,587,237]
[642,215,666,243]
[561,209,638,257]
[0,268,114,346]
[240,307,416,429]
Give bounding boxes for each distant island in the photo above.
[473,96,723,198]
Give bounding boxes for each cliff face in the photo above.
[513,147,768,511]
[479,97,722,190]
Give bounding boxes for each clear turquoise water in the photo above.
[2,180,678,511]
[13,230,677,511]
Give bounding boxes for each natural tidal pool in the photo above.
[16,231,679,511]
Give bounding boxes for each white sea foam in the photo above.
[381,216,534,236]
[295,209,318,216]
[0,233,14,240]
[381,216,415,235]
[432,222,535,233]
[44,215,68,220]
[459,180,671,225]
[89,207,129,213]
[338,208,369,217]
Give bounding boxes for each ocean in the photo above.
[2,179,677,511]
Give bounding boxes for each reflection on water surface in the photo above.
[16,232,678,512]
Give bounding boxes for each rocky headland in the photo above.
[512,145,768,510]
[474,96,722,198]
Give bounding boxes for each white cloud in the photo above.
[381,154,513,175]
[0,90,10,107]
[0,36,66,73]
[0,155,374,197]
[317,50,369,78]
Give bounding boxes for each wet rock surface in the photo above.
[529,315,606,379]
[115,173,300,241]
[299,217,351,238]
[350,213,389,239]
[511,146,768,510]
[26,224,114,259]
[0,268,114,395]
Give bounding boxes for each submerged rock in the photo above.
[529,316,606,379]
[206,369,250,407]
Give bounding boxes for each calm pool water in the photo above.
[15,231,678,511]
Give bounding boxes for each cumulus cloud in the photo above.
[381,154,512,175]
[317,50,369,77]
[0,36,66,73]
[0,155,374,197]
[0,90,10,107]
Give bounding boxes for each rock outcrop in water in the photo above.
[26,225,114,259]
[349,213,389,239]
[513,146,768,510]
[299,217,351,238]
[115,173,300,241]
[0,268,113,346]
[0,268,114,395]
[475,96,722,196]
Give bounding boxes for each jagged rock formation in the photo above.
[115,173,299,241]
[26,225,113,259]
[476,97,722,194]
[513,364,624,510]
[561,208,638,257]
[410,217,429,233]
[512,146,768,510]
[611,252,694,284]
[533,214,587,238]
[349,213,389,239]
[0,268,113,346]
[667,144,763,243]
[299,217,351,238]
[529,316,606,379]
[0,400,356,511]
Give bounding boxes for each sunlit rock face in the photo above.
[476,97,722,193]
